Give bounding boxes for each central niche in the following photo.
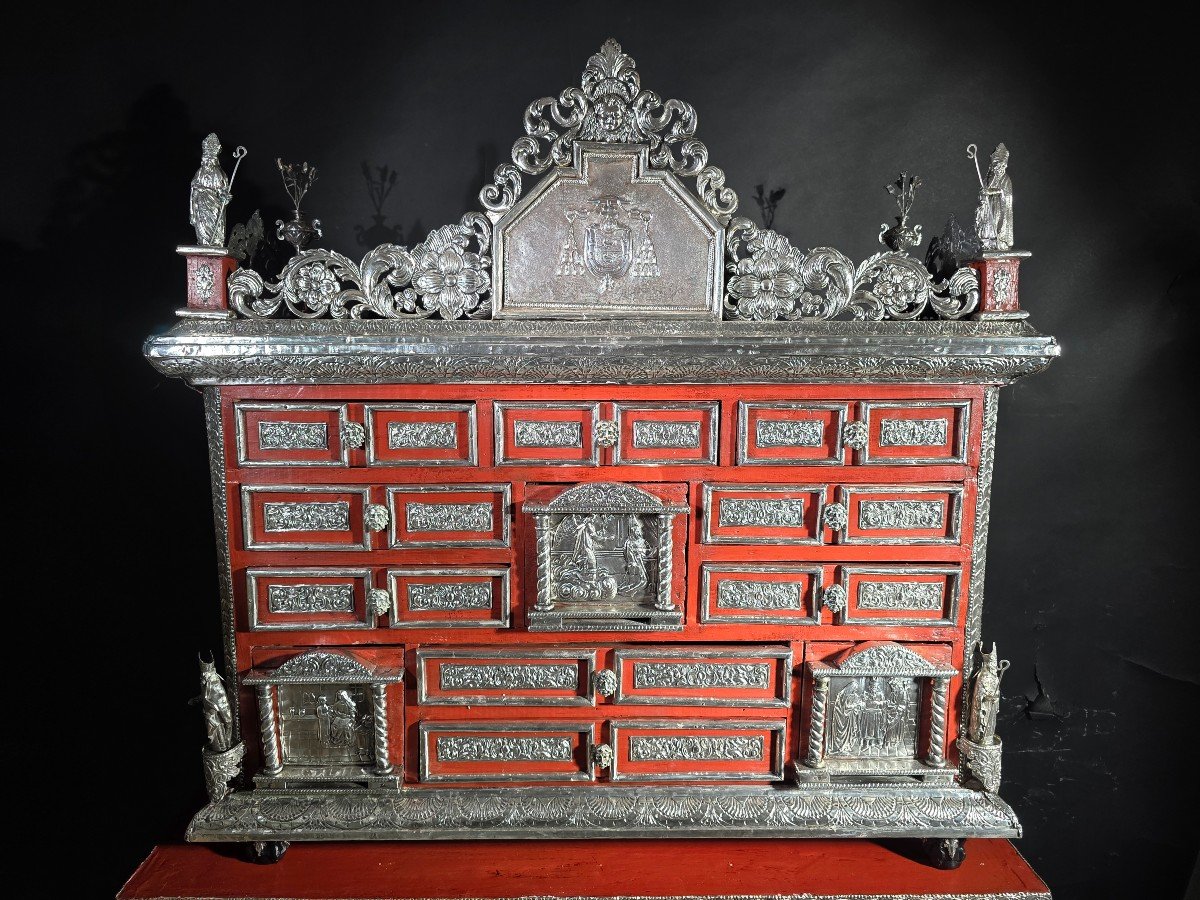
[524,482,687,631]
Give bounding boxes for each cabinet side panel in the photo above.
[204,385,240,742]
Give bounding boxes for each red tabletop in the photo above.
[119,839,1049,899]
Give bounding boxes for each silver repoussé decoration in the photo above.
[723,218,979,321]
[196,656,244,802]
[479,39,738,224]
[229,213,492,320]
[276,159,323,253]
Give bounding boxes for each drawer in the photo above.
[834,484,964,545]
[418,721,596,783]
[836,565,961,626]
[613,647,791,707]
[612,402,718,465]
[701,483,825,545]
[737,402,848,465]
[387,567,510,629]
[247,567,375,630]
[386,484,511,548]
[241,485,372,551]
[364,403,477,467]
[610,719,787,782]
[856,401,970,466]
[494,402,600,466]
[699,563,822,625]
[235,402,352,467]
[415,648,596,706]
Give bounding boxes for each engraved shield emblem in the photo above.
[584,220,633,281]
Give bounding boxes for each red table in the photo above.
[119,839,1050,899]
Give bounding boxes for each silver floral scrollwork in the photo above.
[822,584,847,615]
[479,39,737,224]
[228,213,492,321]
[723,218,979,322]
[341,421,366,450]
[823,502,848,532]
[364,504,389,533]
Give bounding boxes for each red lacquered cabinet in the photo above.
[147,37,1059,873]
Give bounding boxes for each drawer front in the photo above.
[235,402,350,467]
[699,564,822,625]
[737,402,848,466]
[247,567,375,630]
[365,403,477,467]
[702,484,825,545]
[418,721,595,783]
[610,719,787,782]
[416,648,596,706]
[242,486,372,551]
[494,402,600,466]
[613,647,791,707]
[857,401,970,466]
[836,484,964,545]
[837,565,960,626]
[388,567,510,629]
[386,484,511,548]
[613,402,718,465]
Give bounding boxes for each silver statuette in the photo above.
[196,656,244,803]
[970,143,1014,251]
[959,642,1010,793]
[188,133,246,248]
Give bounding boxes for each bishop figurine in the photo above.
[189,133,233,248]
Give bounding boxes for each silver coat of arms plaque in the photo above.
[493,144,723,318]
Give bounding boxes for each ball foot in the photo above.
[244,840,290,864]
[921,837,965,870]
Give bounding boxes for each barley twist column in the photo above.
[805,676,830,768]
[655,513,674,610]
[371,683,393,776]
[927,676,950,767]
[533,515,554,611]
[255,684,283,776]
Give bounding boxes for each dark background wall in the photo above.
[10,3,1197,897]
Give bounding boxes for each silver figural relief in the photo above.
[828,676,920,759]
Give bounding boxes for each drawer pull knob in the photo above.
[368,588,392,619]
[594,419,619,448]
[822,584,847,615]
[591,742,614,771]
[823,502,848,532]
[842,421,868,451]
[592,669,618,698]
[342,421,366,450]
[364,504,390,532]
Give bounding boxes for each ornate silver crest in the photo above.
[558,195,660,292]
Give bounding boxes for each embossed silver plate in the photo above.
[493,144,723,319]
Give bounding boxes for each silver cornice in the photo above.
[187,784,1021,841]
[145,319,1058,386]
[203,387,239,743]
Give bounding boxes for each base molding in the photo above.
[187,784,1020,842]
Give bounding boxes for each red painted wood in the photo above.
[119,840,1049,899]
[219,384,987,785]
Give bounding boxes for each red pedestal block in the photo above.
[119,839,1050,899]
[177,246,238,318]
[968,251,1031,320]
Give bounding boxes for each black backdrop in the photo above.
[10,3,1199,898]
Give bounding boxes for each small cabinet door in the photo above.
[612,402,718,466]
[418,721,596,783]
[241,485,373,551]
[494,402,600,466]
[609,719,787,782]
[833,484,964,546]
[247,567,375,630]
[612,647,792,707]
[415,648,596,706]
[702,484,825,545]
[365,403,477,467]
[856,401,970,466]
[835,565,960,627]
[386,484,511,548]
[737,402,848,466]
[235,402,352,467]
